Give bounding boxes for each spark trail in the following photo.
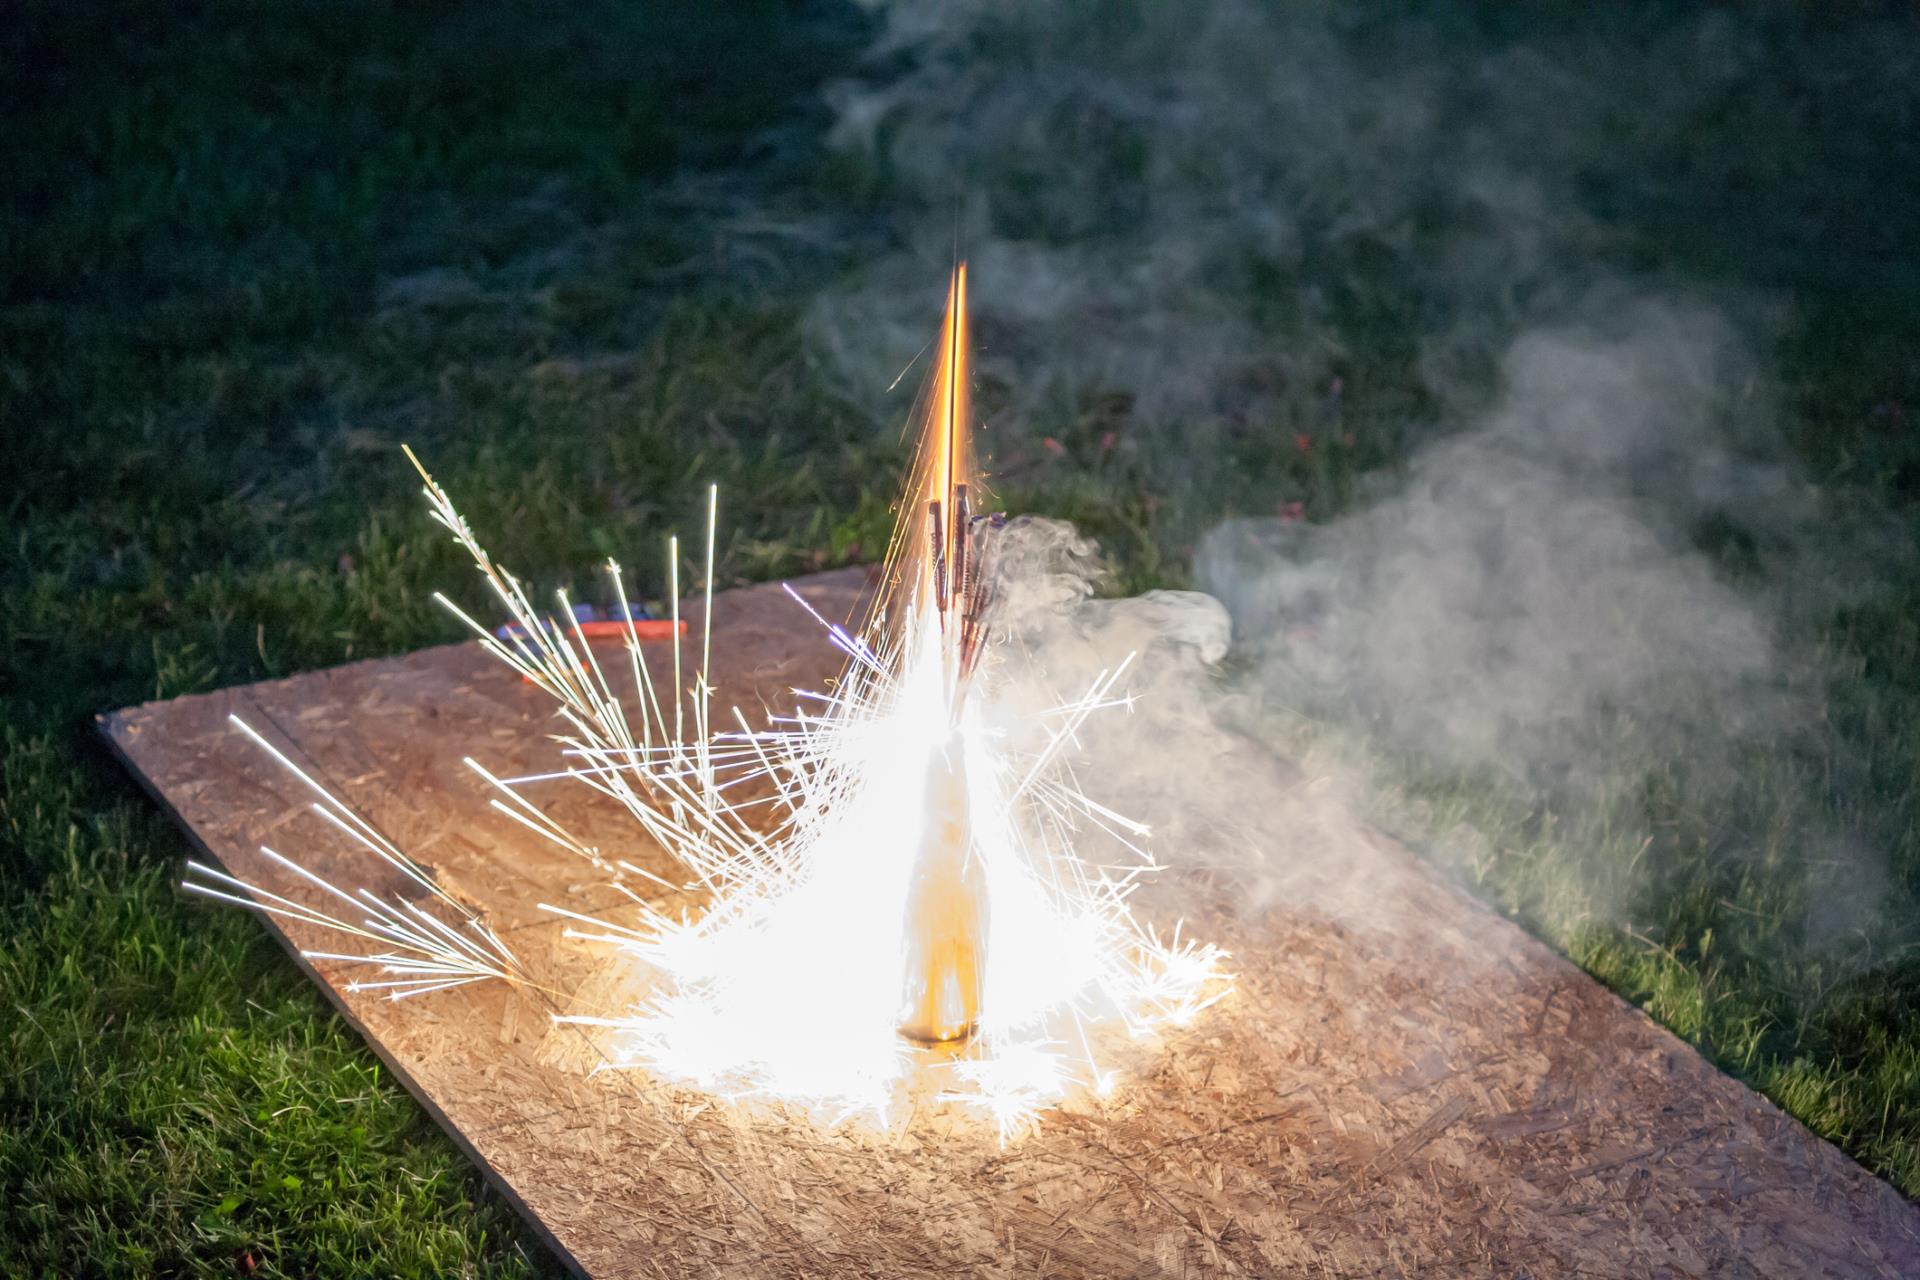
[186,265,1229,1133]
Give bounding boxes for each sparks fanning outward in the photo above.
[184,264,1230,1133]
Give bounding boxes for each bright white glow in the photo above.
[187,267,1231,1136]
[534,587,1230,1130]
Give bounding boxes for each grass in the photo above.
[4,0,1919,1274]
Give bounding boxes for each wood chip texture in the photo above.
[102,569,1920,1278]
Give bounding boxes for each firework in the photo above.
[184,264,1229,1133]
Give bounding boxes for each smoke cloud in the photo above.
[1206,300,1778,777]
[1198,298,1807,922]
[812,2,1915,979]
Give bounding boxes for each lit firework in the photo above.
[185,264,1230,1134]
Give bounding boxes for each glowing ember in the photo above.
[185,265,1230,1134]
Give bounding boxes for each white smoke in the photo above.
[981,516,1429,940]
[1201,298,1782,782]
[809,1,1915,968]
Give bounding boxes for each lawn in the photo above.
[4,1,1918,1274]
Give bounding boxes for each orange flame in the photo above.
[895,261,990,1045]
[931,261,970,535]
[875,263,979,635]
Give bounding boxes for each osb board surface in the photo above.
[104,568,1920,1279]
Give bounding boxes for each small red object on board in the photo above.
[493,616,688,643]
[556,619,687,641]
[495,617,690,681]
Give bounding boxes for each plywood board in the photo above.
[103,568,1920,1278]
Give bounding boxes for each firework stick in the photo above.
[928,498,948,616]
[951,484,970,606]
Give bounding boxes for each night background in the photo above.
[5,0,1920,1273]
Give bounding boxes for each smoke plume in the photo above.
[812,1,1916,980]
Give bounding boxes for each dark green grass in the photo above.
[1,2,881,1274]
[4,1,1919,1274]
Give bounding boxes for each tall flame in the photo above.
[878,262,977,655]
[895,263,987,1045]
[190,259,1232,1136]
